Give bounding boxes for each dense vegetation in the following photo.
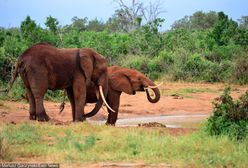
[0,10,248,94]
[205,88,248,141]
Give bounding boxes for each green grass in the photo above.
[0,122,248,167]
[161,87,217,98]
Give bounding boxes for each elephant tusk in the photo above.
[147,82,163,89]
[99,86,116,113]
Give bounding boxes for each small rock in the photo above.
[10,121,16,125]
[138,122,166,128]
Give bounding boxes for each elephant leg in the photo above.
[106,92,121,125]
[30,84,49,121]
[26,88,36,120]
[73,76,86,122]
[66,87,75,121]
[32,90,49,121]
[24,69,50,121]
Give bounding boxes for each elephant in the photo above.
[8,42,111,122]
[83,66,161,125]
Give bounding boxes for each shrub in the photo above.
[148,51,174,73]
[7,78,26,100]
[121,55,149,74]
[234,53,248,84]
[44,90,66,102]
[203,60,233,82]
[172,53,212,81]
[184,54,210,78]
[79,31,130,63]
[204,87,248,141]
[205,44,242,62]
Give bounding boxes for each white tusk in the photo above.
[99,86,116,113]
[147,82,163,89]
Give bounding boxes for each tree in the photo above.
[71,16,88,32]
[45,15,59,34]
[106,9,139,32]
[238,16,248,29]
[110,0,165,32]
[171,16,191,29]
[87,18,105,32]
[143,0,165,22]
[21,16,59,45]
[191,11,218,30]
[235,16,248,46]
[20,16,38,40]
[210,12,238,46]
[0,28,5,47]
[171,11,218,30]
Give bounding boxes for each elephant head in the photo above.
[108,66,160,103]
[79,48,108,90]
[83,66,161,122]
[79,48,114,114]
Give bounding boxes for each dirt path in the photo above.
[0,82,246,126]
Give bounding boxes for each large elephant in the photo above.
[84,66,161,125]
[9,43,110,122]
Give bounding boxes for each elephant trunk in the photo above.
[144,80,160,103]
[85,96,103,118]
[85,74,110,118]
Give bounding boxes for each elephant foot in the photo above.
[105,121,116,126]
[29,114,36,120]
[74,116,86,122]
[37,113,50,122]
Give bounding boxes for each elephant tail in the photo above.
[59,90,67,113]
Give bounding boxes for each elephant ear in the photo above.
[109,71,133,95]
[79,49,93,86]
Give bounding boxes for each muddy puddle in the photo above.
[89,114,210,128]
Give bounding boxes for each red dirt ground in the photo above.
[0,82,246,128]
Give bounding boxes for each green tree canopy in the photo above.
[171,11,218,30]
[45,15,59,34]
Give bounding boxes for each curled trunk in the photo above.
[145,87,160,103]
[145,79,160,103]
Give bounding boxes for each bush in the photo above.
[203,60,233,82]
[148,51,174,73]
[234,53,248,84]
[79,31,130,64]
[204,87,248,141]
[172,53,212,81]
[44,90,66,102]
[121,55,149,74]
[184,54,210,78]
[205,44,241,62]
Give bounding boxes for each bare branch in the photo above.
[113,0,165,31]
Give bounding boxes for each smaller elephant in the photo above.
[84,66,161,125]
